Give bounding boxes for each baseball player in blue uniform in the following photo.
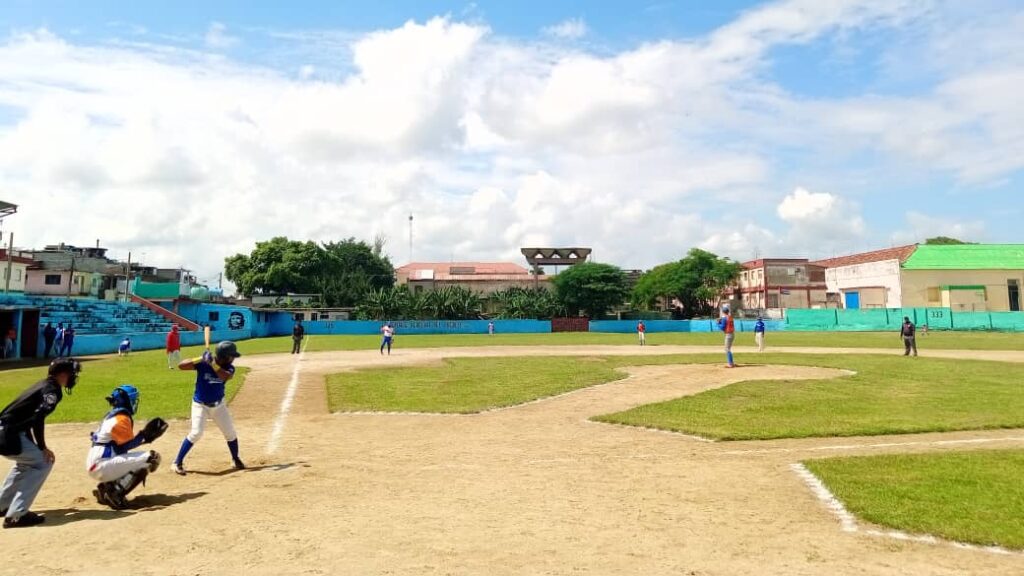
[170,341,244,475]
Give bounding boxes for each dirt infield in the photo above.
[3,345,1023,575]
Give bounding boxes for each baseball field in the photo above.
[0,332,1022,575]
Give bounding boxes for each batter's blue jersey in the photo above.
[193,361,234,404]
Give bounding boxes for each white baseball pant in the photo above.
[86,449,153,482]
[187,401,237,444]
[167,350,182,369]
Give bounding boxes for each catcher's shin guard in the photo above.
[103,469,150,510]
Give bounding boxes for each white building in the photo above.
[812,245,917,309]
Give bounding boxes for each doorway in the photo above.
[20,310,39,358]
[844,291,860,310]
[1010,279,1021,312]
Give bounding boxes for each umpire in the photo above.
[291,321,305,355]
[0,358,80,528]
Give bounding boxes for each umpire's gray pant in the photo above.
[0,434,53,520]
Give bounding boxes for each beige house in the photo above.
[396,262,550,296]
[899,245,1024,312]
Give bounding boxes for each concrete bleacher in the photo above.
[0,294,175,335]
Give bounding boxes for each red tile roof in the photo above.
[811,245,918,269]
[0,250,34,265]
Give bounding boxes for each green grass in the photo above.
[0,346,246,423]
[805,450,1024,549]
[253,330,1024,353]
[594,353,1024,440]
[328,353,1024,439]
[327,356,624,413]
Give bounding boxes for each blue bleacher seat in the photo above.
[0,294,176,335]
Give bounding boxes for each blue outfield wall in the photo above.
[46,329,252,357]
[290,319,552,335]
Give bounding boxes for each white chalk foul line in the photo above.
[790,462,1022,556]
[266,336,309,455]
[724,435,1024,456]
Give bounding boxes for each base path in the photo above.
[3,345,1022,575]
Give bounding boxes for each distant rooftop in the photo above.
[902,244,1024,270]
[398,262,548,282]
[811,245,918,269]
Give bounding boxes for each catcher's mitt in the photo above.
[141,417,169,443]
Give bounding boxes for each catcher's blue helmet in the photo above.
[108,384,140,415]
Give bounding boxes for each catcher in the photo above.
[85,384,168,510]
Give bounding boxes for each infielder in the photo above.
[171,341,244,475]
[87,385,168,509]
[718,305,736,368]
[380,323,394,355]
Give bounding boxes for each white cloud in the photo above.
[897,211,987,244]
[777,187,867,255]
[205,22,239,49]
[542,18,588,40]
[0,0,1019,288]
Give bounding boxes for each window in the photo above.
[14,269,21,281]
[766,293,780,308]
[45,274,62,285]
[311,313,319,321]
[208,311,220,322]
[1010,279,1021,312]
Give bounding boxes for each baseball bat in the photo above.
[204,325,211,350]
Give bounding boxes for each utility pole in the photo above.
[3,232,13,293]
[218,272,223,290]
[124,252,132,302]
[408,213,414,263]
[67,256,76,297]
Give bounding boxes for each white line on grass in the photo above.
[266,336,309,455]
[723,436,1024,456]
[790,462,1022,556]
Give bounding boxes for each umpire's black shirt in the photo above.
[0,378,63,450]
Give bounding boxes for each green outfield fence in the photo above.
[785,308,1024,332]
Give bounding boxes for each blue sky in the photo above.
[0,0,1021,281]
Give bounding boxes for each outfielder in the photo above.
[171,341,244,475]
[637,320,646,346]
[380,323,394,355]
[87,385,168,510]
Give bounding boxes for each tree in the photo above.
[633,249,743,319]
[355,285,483,320]
[552,262,629,318]
[925,236,974,245]
[491,287,565,319]
[224,236,394,307]
[224,237,325,297]
[319,239,395,307]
